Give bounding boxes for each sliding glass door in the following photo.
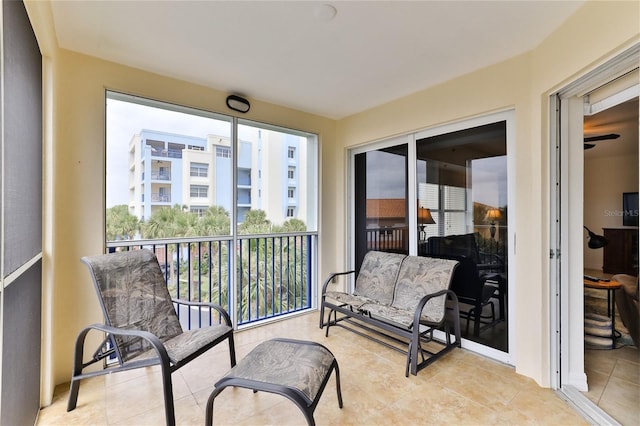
[415,120,508,352]
[354,142,408,269]
[350,112,513,358]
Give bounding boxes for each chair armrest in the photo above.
[77,323,171,367]
[172,299,233,327]
[321,270,356,294]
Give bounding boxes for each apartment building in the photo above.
[127,129,304,224]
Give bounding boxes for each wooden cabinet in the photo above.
[603,228,639,275]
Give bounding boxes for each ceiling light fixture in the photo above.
[314,4,337,22]
[226,95,250,113]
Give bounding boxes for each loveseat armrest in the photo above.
[321,270,356,294]
[412,289,450,326]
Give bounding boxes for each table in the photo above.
[584,278,622,343]
[205,338,343,426]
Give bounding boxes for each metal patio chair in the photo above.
[67,249,236,426]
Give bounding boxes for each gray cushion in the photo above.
[391,256,458,323]
[323,291,373,310]
[353,251,406,305]
[221,339,335,404]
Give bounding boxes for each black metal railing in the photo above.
[107,232,316,329]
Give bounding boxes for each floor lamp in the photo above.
[418,207,435,241]
[485,208,502,255]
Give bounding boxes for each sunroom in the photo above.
[1,1,638,425]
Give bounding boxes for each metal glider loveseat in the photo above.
[319,251,461,376]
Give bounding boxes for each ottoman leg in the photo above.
[205,386,226,426]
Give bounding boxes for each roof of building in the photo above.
[366,199,406,220]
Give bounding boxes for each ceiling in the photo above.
[584,97,638,159]
[49,0,587,120]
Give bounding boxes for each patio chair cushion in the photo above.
[352,251,405,305]
[135,324,233,364]
[87,249,184,361]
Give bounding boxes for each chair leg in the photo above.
[228,334,237,367]
[67,327,91,412]
[319,301,325,329]
[333,362,343,409]
[160,363,176,426]
[473,304,481,336]
[67,379,81,412]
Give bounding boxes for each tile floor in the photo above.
[38,312,588,426]
[583,337,640,425]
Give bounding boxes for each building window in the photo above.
[189,145,204,151]
[288,167,295,180]
[288,147,295,159]
[190,185,208,198]
[288,187,295,198]
[287,207,295,217]
[190,206,207,216]
[216,146,231,158]
[190,162,208,177]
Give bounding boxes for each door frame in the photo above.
[347,109,516,363]
[550,43,639,422]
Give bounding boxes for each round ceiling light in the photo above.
[314,4,337,22]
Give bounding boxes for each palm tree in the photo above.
[199,206,230,236]
[141,205,193,297]
[238,209,271,235]
[106,205,139,241]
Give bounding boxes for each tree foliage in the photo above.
[106,205,139,241]
[238,209,271,235]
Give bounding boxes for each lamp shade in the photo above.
[484,208,502,222]
[584,226,608,249]
[418,207,435,224]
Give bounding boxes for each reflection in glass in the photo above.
[417,121,508,352]
[354,145,408,269]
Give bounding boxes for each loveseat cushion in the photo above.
[353,251,406,305]
[322,292,373,310]
[391,256,458,323]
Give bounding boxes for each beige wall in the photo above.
[26,0,639,404]
[584,155,639,270]
[336,0,639,385]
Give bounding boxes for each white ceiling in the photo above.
[49,0,587,119]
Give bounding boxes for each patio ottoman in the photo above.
[205,338,343,426]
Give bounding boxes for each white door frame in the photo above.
[348,109,516,364]
[550,43,639,423]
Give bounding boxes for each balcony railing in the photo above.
[150,171,171,180]
[367,226,408,253]
[106,232,316,330]
[151,193,171,202]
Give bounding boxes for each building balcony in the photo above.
[151,193,171,203]
[150,171,171,180]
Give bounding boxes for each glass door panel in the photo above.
[416,121,508,351]
[354,144,408,270]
